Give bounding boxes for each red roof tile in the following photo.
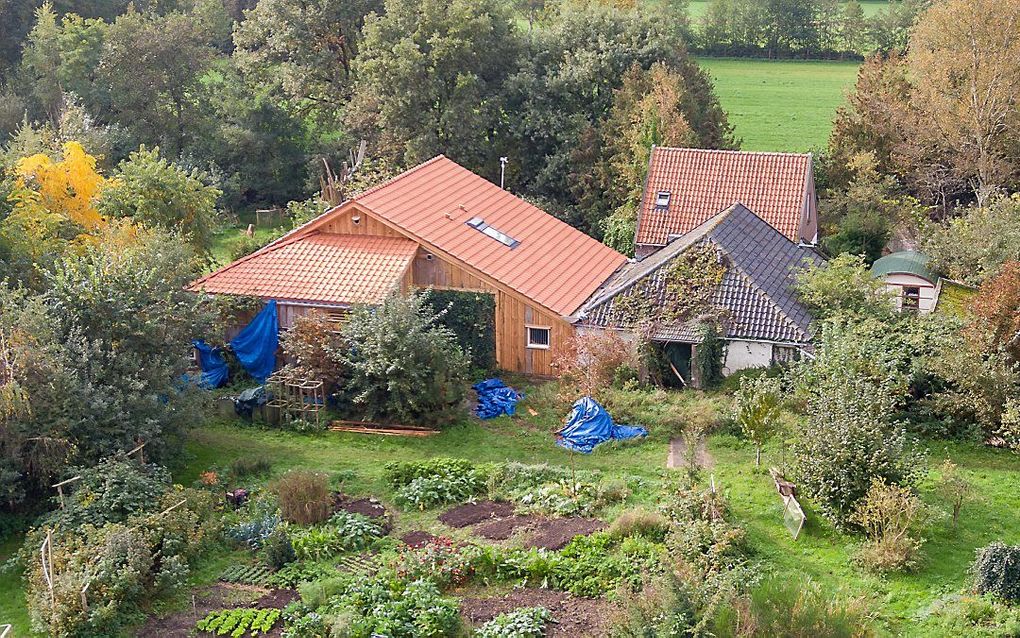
[282,156,628,316]
[190,232,417,305]
[635,147,813,245]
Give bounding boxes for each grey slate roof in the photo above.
[576,203,825,344]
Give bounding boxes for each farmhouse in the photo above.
[189,155,628,376]
[575,202,824,385]
[634,147,818,259]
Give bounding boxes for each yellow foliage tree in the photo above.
[13,141,107,231]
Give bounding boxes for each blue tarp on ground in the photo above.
[192,339,229,388]
[229,300,279,382]
[556,396,648,454]
[473,378,523,419]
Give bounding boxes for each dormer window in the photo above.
[466,216,520,249]
[654,191,671,210]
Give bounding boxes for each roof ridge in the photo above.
[653,146,811,158]
[190,230,319,289]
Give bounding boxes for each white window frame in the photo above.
[525,325,551,350]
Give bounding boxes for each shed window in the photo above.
[902,286,920,312]
[772,345,800,364]
[466,216,520,249]
[526,325,551,349]
[654,191,671,210]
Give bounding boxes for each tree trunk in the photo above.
[755,445,762,467]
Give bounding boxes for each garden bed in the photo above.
[459,588,613,637]
[474,515,542,541]
[440,500,516,527]
[526,517,605,550]
[401,530,439,547]
[136,584,266,638]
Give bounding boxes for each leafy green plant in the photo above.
[267,560,337,588]
[290,512,383,560]
[386,458,488,509]
[734,373,784,466]
[219,564,275,586]
[475,607,551,637]
[389,536,472,588]
[196,608,281,637]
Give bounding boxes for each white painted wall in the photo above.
[881,273,937,314]
[722,340,773,375]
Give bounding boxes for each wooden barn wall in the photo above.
[411,249,494,292]
[495,291,571,377]
[319,208,401,237]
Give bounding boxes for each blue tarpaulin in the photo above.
[473,378,523,419]
[556,396,648,454]
[192,339,229,388]
[229,300,279,382]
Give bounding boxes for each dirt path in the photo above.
[667,437,714,470]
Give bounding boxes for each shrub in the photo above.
[389,536,473,588]
[728,576,875,637]
[662,480,747,576]
[290,512,383,561]
[262,527,296,569]
[734,374,784,467]
[280,313,348,388]
[339,292,470,425]
[608,571,704,637]
[934,459,974,529]
[43,457,172,530]
[314,575,461,637]
[608,509,669,542]
[555,330,638,402]
[272,470,332,525]
[475,607,551,638]
[851,478,927,573]
[973,542,1020,603]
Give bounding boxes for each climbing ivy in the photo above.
[612,242,727,329]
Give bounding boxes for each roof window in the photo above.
[654,191,671,210]
[466,216,520,249]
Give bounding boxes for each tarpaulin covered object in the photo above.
[229,300,279,382]
[234,385,268,420]
[192,339,229,388]
[473,378,523,419]
[556,396,648,454]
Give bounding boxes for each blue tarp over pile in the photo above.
[556,396,648,454]
[229,300,279,382]
[192,339,229,388]
[473,378,523,419]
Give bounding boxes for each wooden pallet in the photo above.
[329,420,440,437]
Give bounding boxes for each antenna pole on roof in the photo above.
[499,156,508,190]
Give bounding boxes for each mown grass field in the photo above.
[683,0,896,19]
[698,57,861,152]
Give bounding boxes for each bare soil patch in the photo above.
[400,530,439,547]
[136,583,264,638]
[440,500,515,528]
[526,517,605,550]
[254,588,299,609]
[474,515,542,541]
[460,587,613,637]
[333,494,392,531]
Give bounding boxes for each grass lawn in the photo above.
[0,534,31,634]
[682,0,896,19]
[698,57,861,152]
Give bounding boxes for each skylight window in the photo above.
[465,216,520,249]
[654,191,671,210]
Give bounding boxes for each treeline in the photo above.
[691,0,925,58]
[0,0,734,249]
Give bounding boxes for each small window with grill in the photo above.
[654,191,671,210]
[526,325,551,349]
[772,345,800,364]
[902,286,920,312]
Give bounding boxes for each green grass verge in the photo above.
[0,534,31,635]
[698,57,860,152]
[682,0,896,19]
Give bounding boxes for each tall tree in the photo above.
[232,0,382,123]
[909,0,1020,205]
[352,0,521,172]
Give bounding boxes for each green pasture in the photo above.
[698,57,860,152]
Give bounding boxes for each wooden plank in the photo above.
[329,425,439,437]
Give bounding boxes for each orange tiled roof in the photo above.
[190,232,417,305]
[635,147,812,245]
[282,156,628,316]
